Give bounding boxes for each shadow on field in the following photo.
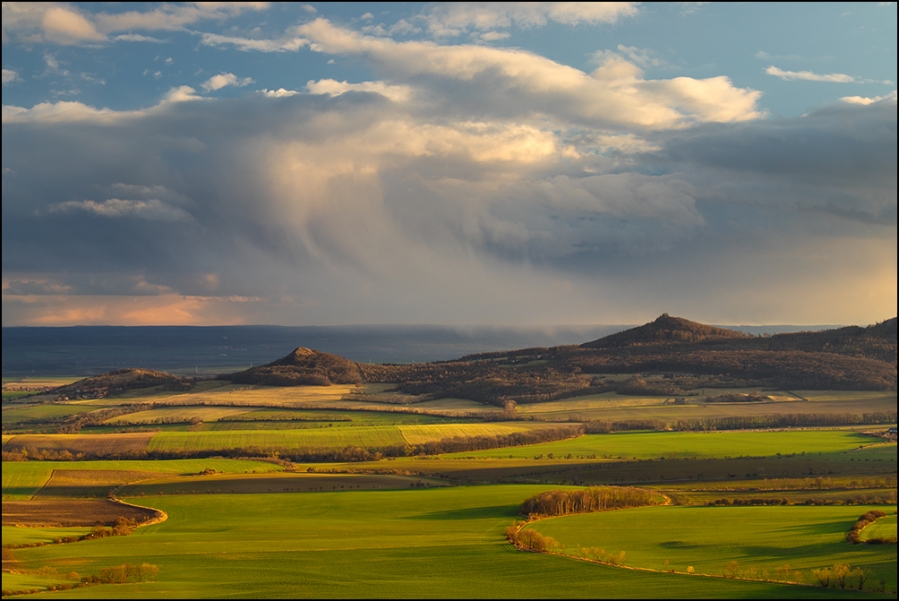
[407,504,518,521]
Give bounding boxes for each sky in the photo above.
[1,2,896,328]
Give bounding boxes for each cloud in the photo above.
[46,198,194,222]
[765,65,892,85]
[841,91,898,105]
[421,2,641,37]
[200,30,308,52]
[2,69,21,85]
[201,73,255,92]
[1,2,270,46]
[3,86,894,327]
[305,79,413,102]
[293,19,763,130]
[112,33,167,43]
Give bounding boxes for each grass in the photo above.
[526,505,897,590]
[87,384,360,407]
[514,389,897,422]
[5,432,156,455]
[2,459,283,500]
[5,486,875,598]
[1,404,97,426]
[103,406,252,424]
[118,472,448,496]
[441,430,880,460]
[146,426,408,452]
[859,514,897,542]
[398,422,551,445]
[2,526,94,547]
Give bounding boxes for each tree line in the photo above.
[519,486,663,517]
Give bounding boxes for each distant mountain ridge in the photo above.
[43,315,897,399]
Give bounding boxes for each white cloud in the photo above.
[473,31,510,42]
[295,19,763,129]
[305,79,413,102]
[93,3,270,33]
[163,85,203,102]
[201,73,255,92]
[200,31,308,52]
[841,91,898,105]
[2,69,21,85]
[766,65,855,83]
[2,101,125,123]
[47,198,194,222]
[260,88,300,98]
[112,33,167,43]
[2,2,270,46]
[40,6,106,44]
[422,2,640,37]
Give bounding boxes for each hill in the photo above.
[754,317,897,364]
[580,314,748,349]
[226,347,365,386]
[50,368,191,400]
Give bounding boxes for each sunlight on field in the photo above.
[2,459,283,500]
[2,525,94,546]
[104,406,252,424]
[860,514,897,541]
[793,391,898,403]
[527,505,897,589]
[413,398,495,411]
[398,423,542,445]
[444,430,878,460]
[2,405,97,426]
[147,426,406,452]
[4,486,867,598]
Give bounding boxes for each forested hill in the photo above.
[753,318,897,364]
[580,314,748,349]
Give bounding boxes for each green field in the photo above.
[525,505,897,590]
[4,486,878,599]
[2,459,283,500]
[442,430,880,460]
[2,405,97,426]
[2,525,94,547]
[860,514,897,542]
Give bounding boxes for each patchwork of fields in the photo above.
[2,376,895,598]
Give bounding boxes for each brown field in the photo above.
[118,472,448,496]
[4,432,155,455]
[2,499,159,527]
[34,470,161,498]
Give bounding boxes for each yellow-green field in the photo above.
[2,459,283,500]
[103,406,251,424]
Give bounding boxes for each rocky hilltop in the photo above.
[226,347,365,386]
[581,313,748,349]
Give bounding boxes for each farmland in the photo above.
[5,487,887,599]
[2,317,896,597]
[524,505,897,590]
